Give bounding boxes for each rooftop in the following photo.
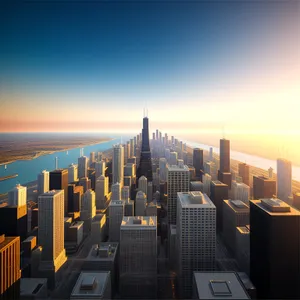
[40,190,63,197]
[193,272,250,299]
[236,226,250,234]
[178,192,216,208]
[86,243,118,261]
[109,200,125,206]
[71,272,110,297]
[251,199,300,216]
[224,200,249,213]
[23,236,36,243]
[167,164,189,171]
[20,278,47,296]
[121,216,157,228]
[0,235,20,250]
[70,221,84,229]
[212,180,228,187]
[254,175,275,182]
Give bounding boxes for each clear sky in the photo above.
[0,1,299,162]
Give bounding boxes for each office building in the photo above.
[192,272,250,299]
[138,175,148,195]
[159,158,167,182]
[70,271,111,300]
[123,176,132,189]
[65,221,84,246]
[0,235,21,298]
[177,192,216,298]
[8,183,27,207]
[38,190,67,289]
[236,226,250,276]
[121,186,130,201]
[209,147,213,160]
[277,158,292,203]
[168,225,177,269]
[95,161,106,178]
[219,139,230,172]
[49,169,68,214]
[120,216,157,299]
[210,181,229,232]
[193,148,204,178]
[90,214,106,244]
[95,175,109,210]
[78,177,91,193]
[90,152,96,166]
[112,144,124,186]
[169,151,178,166]
[293,192,300,210]
[20,278,48,299]
[81,190,96,232]
[223,200,249,254]
[145,201,157,216]
[135,191,146,216]
[137,116,153,181]
[124,163,135,178]
[190,181,203,192]
[253,176,276,199]
[124,199,134,216]
[202,173,212,196]
[167,164,190,224]
[111,182,121,201]
[109,200,124,242]
[37,170,49,195]
[250,198,300,299]
[68,164,78,183]
[232,182,250,204]
[78,156,88,179]
[238,163,250,186]
[204,161,217,180]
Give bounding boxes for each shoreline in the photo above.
[0,138,113,166]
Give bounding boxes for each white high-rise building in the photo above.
[111,182,121,201]
[129,139,134,158]
[169,152,178,166]
[78,156,88,179]
[8,184,27,207]
[202,173,212,196]
[159,158,167,182]
[120,216,157,299]
[95,175,109,209]
[167,164,190,224]
[68,164,78,183]
[113,144,124,187]
[121,186,130,201]
[232,181,250,204]
[38,190,67,288]
[109,200,124,242]
[37,170,49,195]
[135,191,147,216]
[177,191,216,298]
[83,189,96,220]
[277,158,292,203]
[95,161,106,177]
[138,176,148,196]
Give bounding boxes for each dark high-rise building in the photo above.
[253,176,276,199]
[87,168,96,190]
[293,192,300,210]
[137,116,153,181]
[250,198,300,299]
[220,139,230,172]
[0,204,27,241]
[238,163,250,186]
[210,181,228,232]
[0,234,21,299]
[193,148,204,178]
[49,169,68,214]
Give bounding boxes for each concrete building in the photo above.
[124,163,135,178]
[210,181,229,232]
[167,164,190,224]
[95,161,106,178]
[192,272,250,299]
[90,214,106,244]
[236,226,250,276]
[135,191,146,216]
[218,139,232,188]
[168,225,177,269]
[66,221,84,246]
[90,152,96,166]
[78,156,88,179]
[82,243,118,292]
[145,201,157,216]
[293,192,300,210]
[81,190,96,232]
[20,278,48,299]
[277,158,292,203]
[193,148,204,178]
[238,163,250,186]
[253,176,276,199]
[120,216,157,299]
[112,144,124,186]
[78,177,91,193]
[0,235,21,298]
[204,161,217,181]
[111,182,121,201]
[159,158,167,182]
[222,200,249,254]
[121,186,130,201]
[169,151,178,166]
[232,182,250,204]
[8,183,27,207]
[202,173,212,196]
[138,175,148,196]
[177,192,216,298]
[37,170,49,195]
[250,198,300,299]
[68,164,78,183]
[37,190,67,289]
[95,175,109,210]
[70,271,111,300]
[108,200,124,242]
[190,181,203,192]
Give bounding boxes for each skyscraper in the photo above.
[137,116,153,181]
[193,148,204,178]
[89,151,96,166]
[238,163,250,186]
[78,156,88,179]
[135,191,147,216]
[95,160,106,177]
[167,164,190,224]
[253,176,276,199]
[68,164,78,183]
[38,190,67,289]
[37,170,49,195]
[95,175,109,209]
[218,139,232,188]
[177,192,216,298]
[108,200,124,242]
[81,189,96,232]
[250,198,300,299]
[111,182,121,200]
[232,182,250,204]
[277,158,292,203]
[159,158,167,182]
[49,169,68,214]
[138,175,148,196]
[8,184,27,207]
[169,151,178,166]
[112,144,124,186]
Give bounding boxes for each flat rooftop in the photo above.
[71,272,110,297]
[236,226,250,234]
[86,243,118,261]
[92,214,105,222]
[20,278,47,296]
[70,221,84,229]
[167,164,189,171]
[253,175,275,182]
[193,272,250,299]
[40,190,63,196]
[251,199,300,216]
[121,216,157,228]
[109,200,125,206]
[224,200,249,213]
[0,236,19,250]
[212,180,227,187]
[178,191,215,208]
[23,236,36,243]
